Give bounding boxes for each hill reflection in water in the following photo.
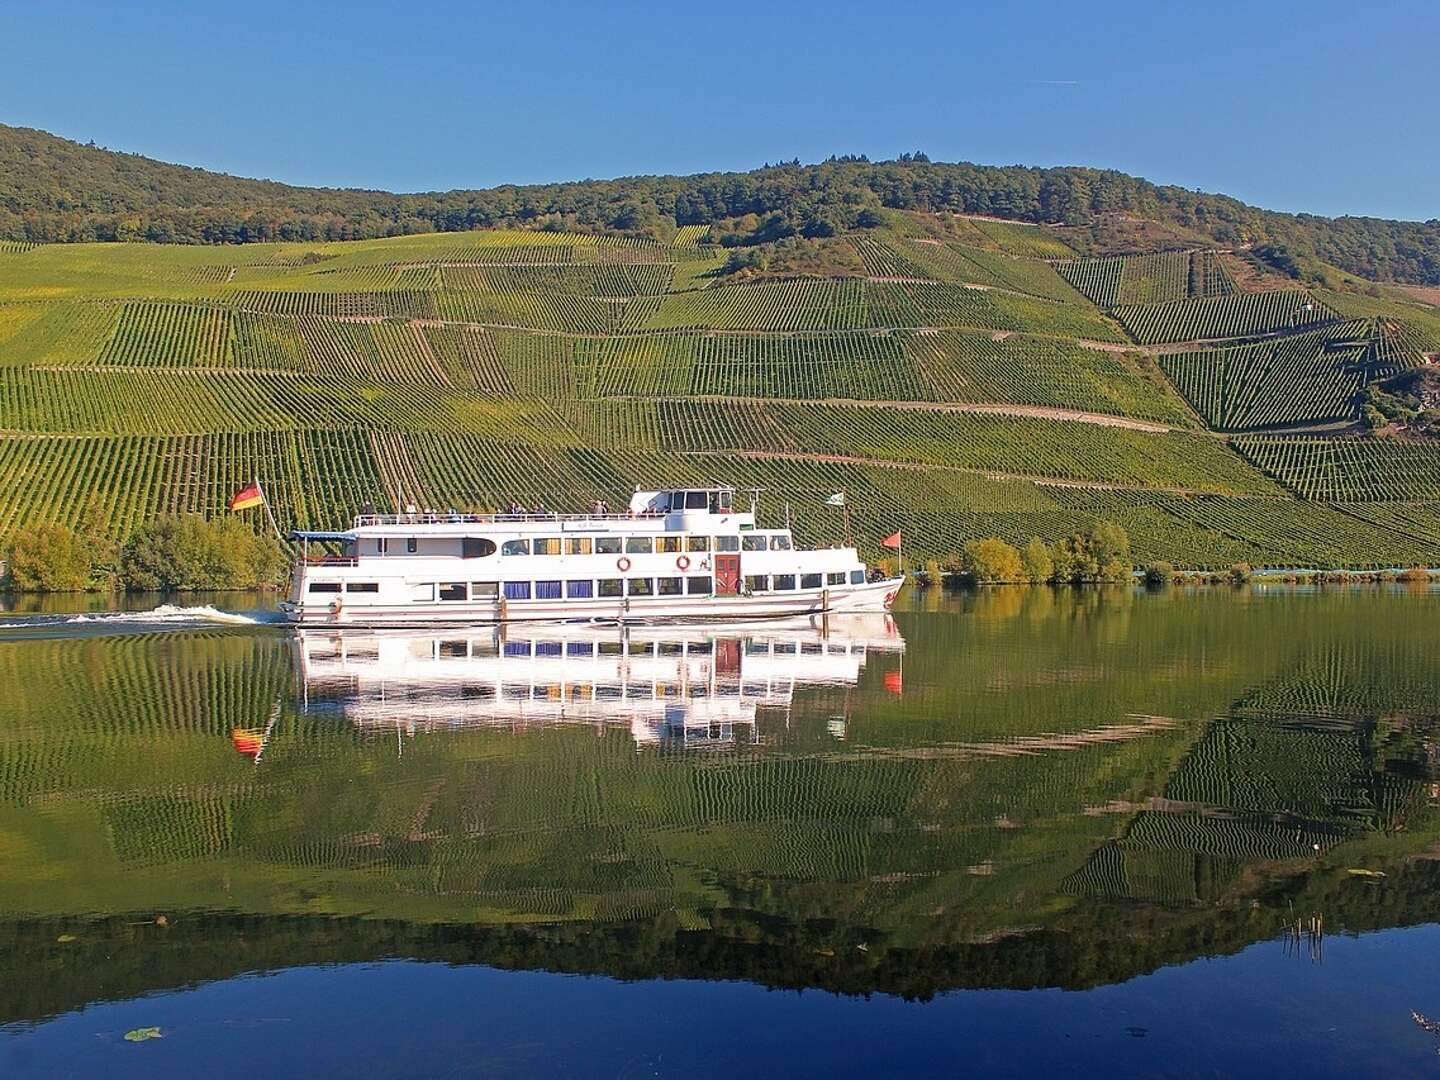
[2,589,1440,1028]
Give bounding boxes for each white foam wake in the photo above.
[63,604,266,625]
[0,604,287,633]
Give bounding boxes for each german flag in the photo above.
[229,481,264,512]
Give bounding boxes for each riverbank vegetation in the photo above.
[3,515,283,593]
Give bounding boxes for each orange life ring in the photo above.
[617,556,632,572]
[676,554,691,571]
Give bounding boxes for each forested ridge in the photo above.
[3,123,1438,284]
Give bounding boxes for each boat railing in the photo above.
[304,554,360,567]
[351,511,667,527]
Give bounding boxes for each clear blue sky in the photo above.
[4,0,1437,221]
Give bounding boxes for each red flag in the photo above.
[880,530,902,549]
[230,728,263,757]
[229,482,263,511]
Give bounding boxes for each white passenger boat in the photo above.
[290,614,905,748]
[279,486,904,627]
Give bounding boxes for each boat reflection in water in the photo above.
[292,613,905,750]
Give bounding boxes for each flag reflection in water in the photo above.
[291,614,904,751]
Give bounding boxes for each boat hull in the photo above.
[279,577,904,628]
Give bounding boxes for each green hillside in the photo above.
[5,124,1440,285]
[3,153,1440,568]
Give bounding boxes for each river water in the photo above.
[2,586,1439,1077]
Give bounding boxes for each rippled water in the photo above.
[2,587,1440,1076]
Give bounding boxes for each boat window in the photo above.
[535,580,562,600]
[566,537,592,555]
[598,640,623,655]
[770,535,792,551]
[439,582,467,601]
[685,491,709,509]
[802,643,823,655]
[827,572,846,586]
[598,578,623,597]
[658,642,684,656]
[406,537,418,554]
[534,538,561,556]
[462,684,495,700]
[439,640,468,658]
[627,578,654,596]
[657,576,683,596]
[744,641,770,655]
[742,534,767,552]
[625,537,653,554]
[687,576,713,595]
[596,682,623,699]
[308,582,342,594]
[850,569,865,585]
[658,536,683,554]
[346,582,379,593]
[566,642,593,657]
[801,573,823,589]
[566,580,594,599]
[745,574,769,592]
[376,538,388,555]
[687,536,710,552]
[503,581,531,600]
[471,581,499,597]
[629,642,654,656]
[462,537,496,559]
[716,490,733,512]
[596,537,622,554]
[773,574,796,590]
[534,641,562,657]
[775,642,797,655]
[502,539,530,556]
[714,536,739,552]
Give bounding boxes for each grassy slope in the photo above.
[1,226,1439,568]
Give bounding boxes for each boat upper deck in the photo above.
[337,487,764,538]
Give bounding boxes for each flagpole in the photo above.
[842,488,852,547]
[255,478,284,542]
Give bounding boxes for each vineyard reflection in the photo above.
[3,587,1440,1026]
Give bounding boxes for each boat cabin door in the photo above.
[715,553,741,595]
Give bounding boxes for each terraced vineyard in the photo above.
[1057,250,1235,308]
[0,227,1437,569]
[1115,290,1336,345]
[1159,320,1383,431]
[1235,437,1440,502]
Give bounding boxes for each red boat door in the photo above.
[715,553,741,595]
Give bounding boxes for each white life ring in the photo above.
[617,556,632,572]
[676,554,691,572]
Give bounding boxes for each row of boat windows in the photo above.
[405,682,779,701]
[348,682,784,703]
[309,570,864,599]
[308,638,859,665]
[372,534,795,557]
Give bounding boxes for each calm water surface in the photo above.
[2,587,1440,1077]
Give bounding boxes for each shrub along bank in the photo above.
[3,515,285,593]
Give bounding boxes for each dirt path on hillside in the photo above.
[702,448,1236,496]
[676,394,1177,433]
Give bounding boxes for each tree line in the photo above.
[3,507,284,592]
[3,124,1438,284]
